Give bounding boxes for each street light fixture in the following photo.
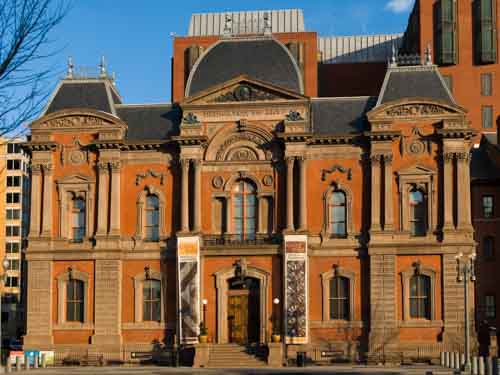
[455,252,476,373]
[273,298,280,338]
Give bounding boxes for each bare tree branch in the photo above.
[0,0,71,137]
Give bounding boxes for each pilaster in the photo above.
[180,158,190,233]
[442,254,465,348]
[443,152,455,232]
[41,163,54,237]
[193,159,202,232]
[29,164,42,238]
[285,157,295,232]
[109,161,121,236]
[383,155,394,231]
[370,154,382,233]
[456,152,473,231]
[297,157,307,232]
[96,162,110,236]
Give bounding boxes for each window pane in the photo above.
[143,301,151,321]
[482,105,493,128]
[332,192,345,206]
[152,301,161,321]
[152,280,161,300]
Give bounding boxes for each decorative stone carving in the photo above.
[212,176,224,189]
[60,138,89,166]
[321,164,353,181]
[211,84,278,103]
[456,152,471,162]
[285,110,304,122]
[443,152,455,163]
[38,115,108,129]
[135,170,165,185]
[228,148,258,161]
[286,260,307,337]
[183,112,199,124]
[400,127,431,157]
[370,154,384,165]
[385,104,447,117]
[215,132,266,161]
[69,150,86,165]
[109,161,122,171]
[262,175,273,187]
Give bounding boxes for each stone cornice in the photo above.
[24,142,58,151]
[363,130,401,141]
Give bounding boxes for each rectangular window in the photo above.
[482,105,494,128]
[474,0,497,64]
[485,295,496,318]
[7,144,20,154]
[5,242,20,254]
[6,209,20,220]
[6,193,20,204]
[483,195,494,218]
[6,160,20,170]
[5,277,18,288]
[6,260,19,271]
[6,176,21,187]
[6,226,20,237]
[443,75,453,93]
[481,73,493,95]
[434,0,457,65]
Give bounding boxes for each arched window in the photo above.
[66,279,84,322]
[329,276,350,320]
[483,236,495,259]
[409,189,427,237]
[232,180,257,240]
[329,191,347,237]
[409,274,431,319]
[145,195,160,241]
[71,197,85,242]
[143,279,161,321]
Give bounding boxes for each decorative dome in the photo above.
[186,38,303,97]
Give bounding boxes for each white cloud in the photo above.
[385,0,414,13]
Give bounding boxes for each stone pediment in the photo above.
[182,75,308,105]
[367,98,466,122]
[396,165,436,176]
[56,174,95,185]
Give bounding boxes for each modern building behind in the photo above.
[0,137,30,339]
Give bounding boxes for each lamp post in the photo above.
[202,299,208,328]
[1,258,9,370]
[273,298,280,340]
[456,252,476,374]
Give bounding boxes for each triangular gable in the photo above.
[397,165,436,176]
[182,75,308,105]
[56,174,95,185]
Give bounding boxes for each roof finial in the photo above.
[99,56,107,78]
[390,42,397,67]
[425,43,433,65]
[263,12,272,35]
[67,56,74,78]
[223,15,232,36]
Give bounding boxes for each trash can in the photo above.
[296,352,306,367]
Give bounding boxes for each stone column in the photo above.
[298,157,307,231]
[96,162,109,236]
[41,163,53,237]
[109,161,121,236]
[383,155,394,231]
[193,160,201,232]
[370,155,382,232]
[29,164,42,237]
[258,196,266,234]
[286,157,295,232]
[443,152,455,231]
[456,152,472,230]
[24,261,53,348]
[180,159,190,232]
[92,260,122,350]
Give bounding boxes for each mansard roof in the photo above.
[185,37,303,97]
[115,104,181,141]
[44,78,122,116]
[377,65,455,106]
[311,97,376,135]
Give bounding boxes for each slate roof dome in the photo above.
[185,38,303,97]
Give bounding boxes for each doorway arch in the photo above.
[214,264,269,344]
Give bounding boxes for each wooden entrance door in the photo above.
[228,289,249,344]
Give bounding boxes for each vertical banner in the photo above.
[177,236,200,344]
[284,234,308,344]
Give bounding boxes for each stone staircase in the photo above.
[206,343,268,368]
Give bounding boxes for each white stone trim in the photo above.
[135,185,166,241]
[56,269,90,325]
[400,265,437,321]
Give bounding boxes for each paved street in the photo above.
[12,365,453,375]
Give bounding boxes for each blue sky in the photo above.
[47,0,414,103]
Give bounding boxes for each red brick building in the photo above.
[23,7,479,366]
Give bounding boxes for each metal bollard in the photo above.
[445,352,450,368]
[486,357,493,375]
[41,353,47,368]
[24,354,30,369]
[455,352,461,370]
[473,356,479,375]
[480,357,486,375]
[451,352,456,369]
[34,355,39,369]
[15,356,21,371]
[5,359,11,373]
[441,352,445,366]
[461,353,466,367]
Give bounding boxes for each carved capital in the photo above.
[456,152,471,162]
[109,161,122,171]
[42,163,54,174]
[370,154,383,165]
[31,164,43,175]
[180,158,191,171]
[384,154,394,165]
[97,161,109,171]
[285,157,295,168]
[443,152,455,163]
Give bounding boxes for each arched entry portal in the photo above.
[227,277,260,344]
[214,262,269,344]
